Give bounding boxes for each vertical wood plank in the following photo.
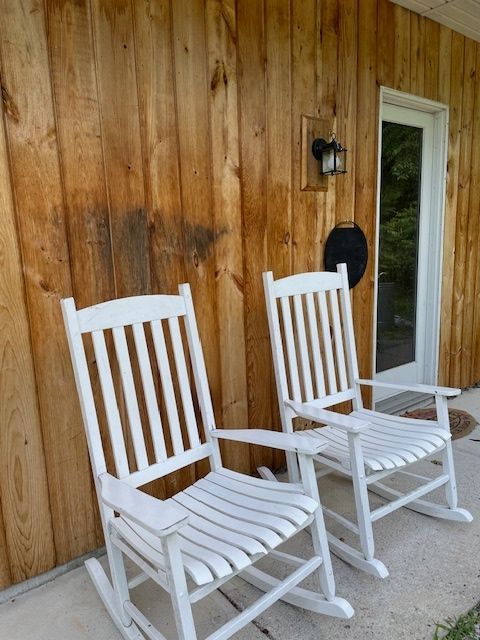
[237,0,272,467]
[265,0,292,280]
[424,19,440,101]
[91,0,149,298]
[171,0,220,415]
[437,26,454,385]
[264,0,292,463]
[393,4,410,92]
[171,0,220,482]
[410,12,425,97]
[354,0,377,398]
[315,0,338,267]
[291,0,317,274]
[47,0,115,310]
[132,0,184,494]
[132,0,185,295]
[335,0,357,227]
[377,0,395,88]
[205,0,249,472]
[450,39,476,387]
[470,44,480,383]
[46,0,116,544]
[440,33,464,385]
[0,0,98,564]
[0,95,55,584]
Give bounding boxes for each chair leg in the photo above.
[298,453,335,601]
[435,394,472,519]
[348,432,375,563]
[442,440,458,508]
[85,557,144,640]
[108,536,133,627]
[435,395,459,508]
[161,533,197,640]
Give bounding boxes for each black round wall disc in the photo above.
[324,221,368,288]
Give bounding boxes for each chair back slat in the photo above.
[62,287,219,487]
[293,294,314,401]
[91,330,130,478]
[168,316,201,450]
[131,322,167,462]
[338,263,360,385]
[112,326,149,471]
[305,292,326,397]
[317,291,338,395]
[328,289,348,391]
[264,264,359,409]
[280,296,302,402]
[150,319,185,456]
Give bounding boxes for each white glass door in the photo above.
[374,103,437,403]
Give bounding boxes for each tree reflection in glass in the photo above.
[376,122,422,374]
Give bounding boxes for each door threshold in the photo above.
[374,390,432,415]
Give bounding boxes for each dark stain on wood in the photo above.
[115,208,150,295]
[184,222,227,263]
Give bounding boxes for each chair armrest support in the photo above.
[285,400,371,433]
[355,379,461,397]
[211,428,328,455]
[99,473,188,537]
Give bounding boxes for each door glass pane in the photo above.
[376,121,422,374]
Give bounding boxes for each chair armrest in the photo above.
[99,473,188,537]
[355,379,461,397]
[210,428,328,455]
[285,400,371,434]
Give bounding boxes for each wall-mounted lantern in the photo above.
[311,133,347,176]
[301,117,346,191]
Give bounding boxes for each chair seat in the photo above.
[110,467,317,586]
[297,408,451,472]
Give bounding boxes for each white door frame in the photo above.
[372,87,449,409]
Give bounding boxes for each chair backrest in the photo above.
[61,285,219,489]
[263,263,362,421]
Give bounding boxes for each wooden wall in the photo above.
[0,0,478,587]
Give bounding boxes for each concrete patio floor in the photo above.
[1,389,479,640]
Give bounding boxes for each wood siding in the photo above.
[0,0,478,587]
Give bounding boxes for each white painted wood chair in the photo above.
[263,263,473,579]
[61,285,353,640]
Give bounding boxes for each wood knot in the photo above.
[1,85,20,123]
[211,61,227,92]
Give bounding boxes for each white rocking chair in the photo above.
[61,285,353,640]
[263,263,472,579]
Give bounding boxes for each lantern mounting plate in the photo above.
[300,115,329,191]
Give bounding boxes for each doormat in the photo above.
[400,407,478,440]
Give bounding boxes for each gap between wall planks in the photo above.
[0,0,479,587]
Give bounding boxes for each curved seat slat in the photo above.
[110,469,314,587]
[205,471,317,512]
[215,467,303,494]
[297,410,449,472]
[172,492,282,549]
[195,478,310,526]
[183,486,297,538]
